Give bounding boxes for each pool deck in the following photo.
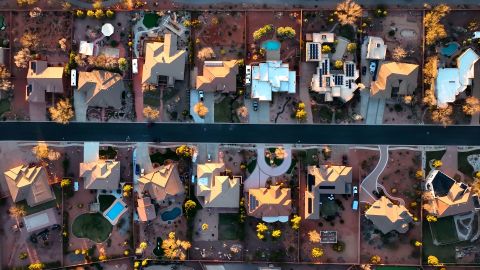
[103,198,128,225]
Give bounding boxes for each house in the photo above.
[137,163,184,203]
[79,41,94,56]
[79,142,120,190]
[196,60,239,93]
[305,32,335,62]
[137,197,156,222]
[142,33,187,87]
[370,61,419,99]
[251,61,296,101]
[424,170,479,217]
[305,165,353,219]
[435,48,480,107]
[365,196,413,234]
[310,57,359,102]
[247,185,292,222]
[26,61,64,103]
[4,164,55,207]
[196,163,240,208]
[77,70,126,109]
[365,36,387,60]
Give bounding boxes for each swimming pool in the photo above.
[104,199,127,225]
[161,207,182,222]
[441,42,460,57]
[262,40,281,51]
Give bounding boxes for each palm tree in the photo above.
[335,0,363,26]
[9,205,26,227]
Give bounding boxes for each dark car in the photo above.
[135,164,141,175]
[30,234,38,244]
[362,66,367,76]
[52,224,61,230]
[253,101,258,111]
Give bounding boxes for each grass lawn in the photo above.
[150,148,179,165]
[144,88,160,107]
[98,194,116,212]
[430,216,459,244]
[143,13,160,28]
[99,146,117,159]
[458,149,480,177]
[264,148,284,167]
[16,184,62,215]
[425,150,446,175]
[305,149,318,166]
[320,199,340,218]
[286,159,297,174]
[218,213,241,240]
[72,213,113,243]
[0,99,10,117]
[422,220,457,263]
[214,96,233,123]
[247,158,257,174]
[316,106,333,122]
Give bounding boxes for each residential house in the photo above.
[305,165,353,219]
[435,48,480,107]
[137,197,157,222]
[251,61,296,101]
[77,70,126,109]
[365,36,387,60]
[4,164,55,207]
[196,163,240,208]
[370,61,419,99]
[79,142,120,190]
[142,33,187,87]
[26,61,64,103]
[424,170,479,217]
[310,57,359,102]
[365,196,413,234]
[137,163,184,203]
[305,32,335,62]
[247,185,292,222]
[196,60,239,93]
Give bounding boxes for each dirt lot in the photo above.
[246,11,301,68]
[360,149,422,265]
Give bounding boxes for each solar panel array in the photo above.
[334,75,344,86]
[309,43,319,60]
[345,63,355,77]
[249,194,259,211]
[321,59,329,75]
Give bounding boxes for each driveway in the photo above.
[246,99,269,124]
[360,145,389,204]
[244,144,292,191]
[73,90,87,122]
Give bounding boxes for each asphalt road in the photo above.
[1,122,479,145]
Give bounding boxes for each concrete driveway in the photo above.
[244,144,292,191]
[190,90,214,123]
[360,145,389,204]
[246,99,270,124]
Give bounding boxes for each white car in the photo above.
[245,65,252,85]
[352,185,358,194]
[70,69,77,87]
[132,59,138,74]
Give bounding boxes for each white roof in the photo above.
[474,31,480,39]
[436,48,479,107]
[366,36,387,60]
[262,216,289,223]
[312,32,335,43]
[79,41,94,56]
[251,61,296,101]
[84,142,100,163]
[101,23,115,37]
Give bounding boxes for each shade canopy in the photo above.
[101,23,114,37]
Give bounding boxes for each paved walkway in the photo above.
[359,145,389,204]
[244,144,292,191]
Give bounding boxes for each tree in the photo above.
[334,60,344,69]
[98,255,107,261]
[87,10,95,17]
[415,170,423,180]
[106,10,115,18]
[257,232,265,240]
[431,105,453,126]
[184,199,197,214]
[32,142,50,160]
[138,242,148,250]
[58,38,68,52]
[193,102,209,118]
[271,229,281,238]
[427,255,441,266]
[123,184,133,197]
[49,99,74,124]
[472,178,480,196]
[9,205,26,219]
[17,0,37,6]
[20,32,40,50]
[143,106,160,121]
[276,27,296,39]
[253,24,274,41]
[321,45,332,54]
[201,223,209,231]
[295,102,307,122]
[463,96,480,115]
[95,9,105,19]
[426,215,438,222]
[432,159,443,168]
[370,255,382,264]
[424,4,450,46]
[290,215,301,230]
[335,0,363,25]
[256,223,268,233]
[424,56,439,84]
[14,48,32,68]
[274,147,286,160]
[93,0,102,9]
[423,88,437,107]
[0,65,11,92]
[392,46,408,61]
[237,106,249,120]
[176,145,193,157]
[76,10,85,18]
[197,47,216,61]
[311,247,324,258]
[414,241,422,247]
[308,230,321,243]
[161,232,191,260]
[347,42,357,53]
[28,263,45,270]
[118,58,128,72]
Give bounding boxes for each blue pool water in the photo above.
[441,42,460,57]
[161,207,181,221]
[105,201,125,221]
[262,40,281,51]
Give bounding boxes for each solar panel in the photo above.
[334,75,343,85]
[309,43,319,60]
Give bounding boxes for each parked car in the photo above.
[253,101,258,111]
[30,234,38,244]
[135,164,141,175]
[207,154,212,162]
[352,185,358,195]
[369,62,377,74]
[199,90,204,101]
[51,224,61,230]
[362,66,367,76]
[352,200,359,210]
